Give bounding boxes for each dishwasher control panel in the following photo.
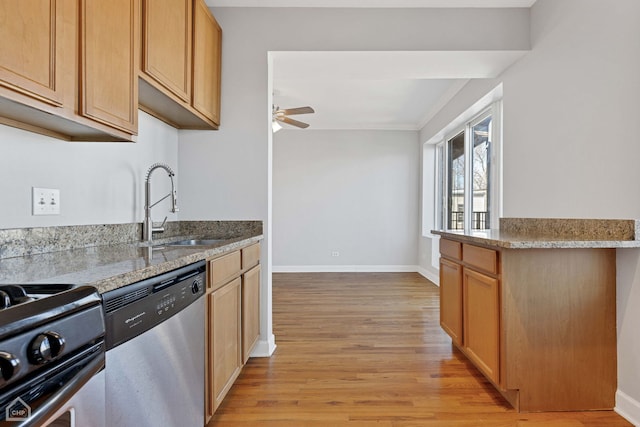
[155,276,202,316]
[103,261,206,350]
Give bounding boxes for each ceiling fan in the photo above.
[272,105,315,132]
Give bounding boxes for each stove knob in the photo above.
[28,331,65,365]
[0,291,11,309]
[0,352,20,383]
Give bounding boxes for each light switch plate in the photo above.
[32,187,60,215]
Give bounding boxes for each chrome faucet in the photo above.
[143,163,178,243]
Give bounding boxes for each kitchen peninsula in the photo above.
[432,218,640,413]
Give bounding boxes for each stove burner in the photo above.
[0,285,34,310]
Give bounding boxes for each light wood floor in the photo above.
[208,272,632,427]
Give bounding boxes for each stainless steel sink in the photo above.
[166,239,227,246]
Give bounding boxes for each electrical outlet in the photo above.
[32,187,60,215]
[331,251,340,257]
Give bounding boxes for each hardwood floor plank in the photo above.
[207,272,631,427]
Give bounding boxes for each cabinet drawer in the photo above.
[440,239,462,260]
[242,243,260,269]
[463,244,498,274]
[208,250,241,290]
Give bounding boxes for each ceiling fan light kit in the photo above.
[272,105,315,131]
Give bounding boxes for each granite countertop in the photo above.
[0,221,263,294]
[432,218,640,249]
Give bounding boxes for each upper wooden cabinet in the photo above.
[139,0,221,130]
[0,0,138,141]
[141,0,192,102]
[80,0,138,134]
[192,0,221,125]
[0,0,65,107]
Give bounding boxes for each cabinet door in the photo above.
[242,264,261,364]
[440,258,463,346]
[192,0,221,126]
[0,0,64,106]
[80,0,137,133]
[463,268,500,383]
[141,0,191,102]
[207,277,242,416]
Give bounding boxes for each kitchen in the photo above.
[1,0,640,426]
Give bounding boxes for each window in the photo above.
[435,105,500,231]
[447,131,465,229]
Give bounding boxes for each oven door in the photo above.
[0,343,105,427]
[37,370,105,427]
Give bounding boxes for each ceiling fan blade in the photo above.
[279,116,310,129]
[280,106,314,116]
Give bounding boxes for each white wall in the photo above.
[419,0,640,423]
[418,142,439,283]
[178,6,531,220]
[0,111,179,229]
[177,6,530,356]
[272,129,419,271]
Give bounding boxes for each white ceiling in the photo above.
[208,1,535,131]
[272,51,526,130]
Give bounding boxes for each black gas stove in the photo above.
[0,284,105,426]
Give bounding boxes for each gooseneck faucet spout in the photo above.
[143,163,179,243]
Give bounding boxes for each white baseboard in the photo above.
[272,265,420,273]
[250,334,277,358]
[616,390,640,426]
[418,267,439,286]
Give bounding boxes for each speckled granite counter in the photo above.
[0,221,263,293]
[432,218,640,249]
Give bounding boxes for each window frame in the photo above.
[435,102,502,232]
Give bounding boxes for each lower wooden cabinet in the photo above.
[242,264,261,364]
[462,267,499,384]
[440,239,499,384]
[205,242,261,423]
[439,258,462,347]
[438,237,617,412]
[207,277,242,417]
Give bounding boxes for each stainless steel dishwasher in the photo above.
[103,261,206,427]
